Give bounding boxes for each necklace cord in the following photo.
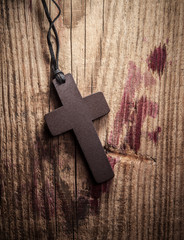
[41,0,65,84]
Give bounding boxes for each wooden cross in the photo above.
[45,74,114,183]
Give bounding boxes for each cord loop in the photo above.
[41,0,65,84]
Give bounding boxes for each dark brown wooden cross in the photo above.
[45,74,114,183]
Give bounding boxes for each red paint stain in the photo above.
[77,196,89,220]
[148,127,161,143]
[90,181,112,213]
[90,156,118,213]
[29,0,32,11]
[90,184,103,213]
[147,44,166,76]
[109,61,161,153]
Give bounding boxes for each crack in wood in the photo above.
[105,147,157,163]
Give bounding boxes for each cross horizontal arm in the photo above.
[83,92,110,121]
[44,106,72,136]
[45,92,110,136]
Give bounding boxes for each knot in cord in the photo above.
[54,69,66,84]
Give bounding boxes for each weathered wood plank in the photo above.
[0,0,76,239]
[69,0,184,239]
[0,0,184,240]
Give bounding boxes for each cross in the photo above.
[45,74,114,184]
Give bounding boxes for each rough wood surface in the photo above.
[1,0,184,239]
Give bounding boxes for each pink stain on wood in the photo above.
[108,155,119,170]
[147,44,166,76]
[148,127,161,143]
[109,60,161,154]
[128,96,159,153]
[143,71,156,87]
[108,62,142,147]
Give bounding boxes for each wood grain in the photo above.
[1,0,184,239]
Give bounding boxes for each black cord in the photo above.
[41,0,65,84]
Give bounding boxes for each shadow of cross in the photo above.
[45,74,114,184]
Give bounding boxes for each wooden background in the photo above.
[1,0,184,239]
